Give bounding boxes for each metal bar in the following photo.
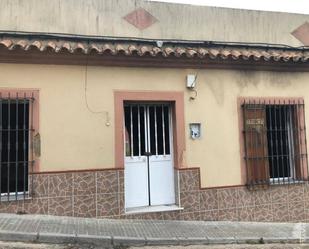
[0,93,2,199]
[242,100,250,186]
[162,105,166,156]
[145,105,151,206]
[30,92,34,198]
[154,106,158,156]
[147,152,151,206]
[296,100,304,181]
[15,93,18,200]
[268,101,274,184]
[283,101,290,184]
[294,100,301,180]
[282,101,288,183]
[248,100,254,185]
[0,129,35,132]
[301,100,308,180]
[146,106,151,154]
[138,105,141,157]
[288,100,295,180]
[0,160,33,165]
[23,93,26,197]
[261,99,267,185]
[273,103,280,181]
[297,101,303,182]
[144,105,148,154]
[168,105,172,155]
[253,99,259,184]
[130,106,133,158]
[278,100,286,183]
[7,93,10,200]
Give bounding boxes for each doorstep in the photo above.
[125,205,183,214]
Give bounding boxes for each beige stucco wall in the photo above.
[1,62,309,187]
[0,0,308,46]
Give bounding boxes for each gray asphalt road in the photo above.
[131,245,309,249]
[0,241,93,249]
[2,242,309,249]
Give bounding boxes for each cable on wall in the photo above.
[84,51,111,126]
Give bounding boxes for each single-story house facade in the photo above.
[1,0,309,222]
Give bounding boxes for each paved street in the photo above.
[1,213,309,247]
[1,242,309,249]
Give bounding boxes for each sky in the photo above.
[149,0,309,14]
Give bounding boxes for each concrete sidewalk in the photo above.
[0,213,308,247]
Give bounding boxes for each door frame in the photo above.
[114,91,185,170]
[123,102,175,208]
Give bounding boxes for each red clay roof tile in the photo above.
[0,37,308,63]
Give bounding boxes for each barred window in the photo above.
[0,91,36,201]
[241,98,308,188]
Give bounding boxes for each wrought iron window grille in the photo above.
[241,99,308,189]
[0,92,35,202]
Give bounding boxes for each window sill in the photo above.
[125,205,183,214]
[0,193,31,202]
[270,180,305,186]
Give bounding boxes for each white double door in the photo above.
[124,103,175,209]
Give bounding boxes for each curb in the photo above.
[38,233,76,244]
[0,231,38,242]
[0,230,307,246]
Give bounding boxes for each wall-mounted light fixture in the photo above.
[186,74,197,89]
[186,74,198,100]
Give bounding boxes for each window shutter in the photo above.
[243,104,269,188]
[293,103,308,181]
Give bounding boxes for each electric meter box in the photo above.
[189,123,201,139]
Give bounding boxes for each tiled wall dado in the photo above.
[0,170,124,218]
[0,168,309,222]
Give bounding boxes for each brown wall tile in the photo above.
[118,170,124,193]
[218,209,238,221]
[180,191,200,212]
[5,168,309,222]
[238,207,254,221]
[288,184,304,203]
[217,188,238,209]
[200,210,218,221]
[179,211,199,221]
[97,193,119,217]
[237,187,254,207]
[200,189,218,211]
[118,192,125,215]
[31,174,48,197]
[49,197,73,217]
[253,189,271,206]
[0,201,18,213]
[21,198,48,215]
[48,173,73,197]
[272,203,289,222]
[254,204,272,222]
[162,211,180,220]
[179,170,199,192]
[138,212,163,220]
[270,186,288,204]
[96,171,118,194]
[73,195,96,217]
[303,183,309,202]
[288,202,305,222]
[73,172,95,196]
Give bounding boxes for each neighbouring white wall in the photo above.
[0,0,307,46]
